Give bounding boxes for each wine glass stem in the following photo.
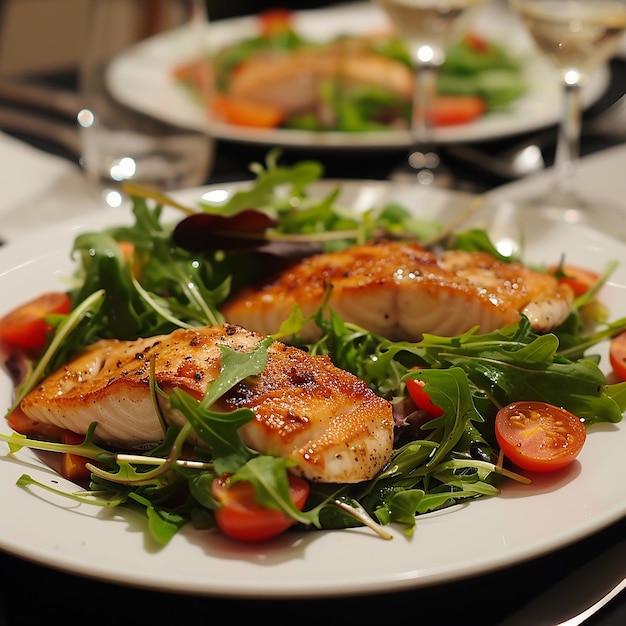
[413,60,438,146]
[554,81,582,198]
[409,58,444,182]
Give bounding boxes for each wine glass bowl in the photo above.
[77,0,214,197]
[512,0,626,80]
[373,0,489,186]
[504,0,626,236]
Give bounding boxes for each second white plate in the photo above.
[106,1,610,149]
[1,179,625,598]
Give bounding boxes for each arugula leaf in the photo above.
[414,319,625,424]
[130,492,188,545]
[409,368,485,465]
[452,227,518,262]
[199,150,324,218]
[168,339,272,474]
[0,422,112,463]
[70,197,225,341]
[306,306,626,427]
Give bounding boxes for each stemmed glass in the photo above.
[506,0,626,234]
[373,0,489,186]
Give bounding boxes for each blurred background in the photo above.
[207,0,339,19]
[1,0,624,192]
[0,0,338,77]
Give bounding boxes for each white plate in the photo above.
[107,1,609,149]
[1,180,625,598]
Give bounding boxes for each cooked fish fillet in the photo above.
[17,324,393,483]
[227,41,412,116]
[221,240,575,341]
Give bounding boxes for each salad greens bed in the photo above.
[3,152,626,546]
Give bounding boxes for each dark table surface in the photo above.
[1,12,626,625]
[1,514,626,625]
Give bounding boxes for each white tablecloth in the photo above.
[0,131,102,241]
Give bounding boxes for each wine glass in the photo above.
[373,0,489,186]
[505,0,626,236]
[77,0,214,202]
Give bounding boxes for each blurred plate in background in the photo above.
[107,1,609,149]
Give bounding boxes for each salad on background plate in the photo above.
[105,1,609,149]
[174,8,527,132]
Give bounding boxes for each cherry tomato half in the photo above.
[495,401,586,473]
[258,8,294,36]
[212,474,310,542]
[405,378,444,417]
[610,331,626,382]
[432,95,486,126]
[0,292,71,352]
[211,93,286,128]
[548,263,600,297]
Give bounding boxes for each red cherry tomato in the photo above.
[211,93,286,128]
[548,263,600,297]
[258,8,294,36]
[432,95,486,126]
[212,474,309,542]
[405,378,444,417]
[495,401,586,473]
[610,331,626,382]
[464,32,489,52]
[0,292,71,352]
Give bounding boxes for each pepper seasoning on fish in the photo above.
[221,240,575,341]
[15,324,394,484]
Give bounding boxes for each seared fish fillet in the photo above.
[227,38,412,116]
[17,324,393,483]
[222,241,574,341]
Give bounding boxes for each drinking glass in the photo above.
[373,0,489,186]
[506,0,626,235]
[77,0,214,202]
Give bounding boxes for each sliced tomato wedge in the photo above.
[610,331,626,382]
[211,93,286,128]
[0,292,71,352]
[495,401,586,473]
[432,95,486,126]
[212,474,309,542]
[60,431,93,481]
[548,263,600,297]
[258,8,294,36]
[405,378,444,417]
[464,32,489,52]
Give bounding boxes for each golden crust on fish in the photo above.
[221,240,575,341]
[18,324,393,483]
